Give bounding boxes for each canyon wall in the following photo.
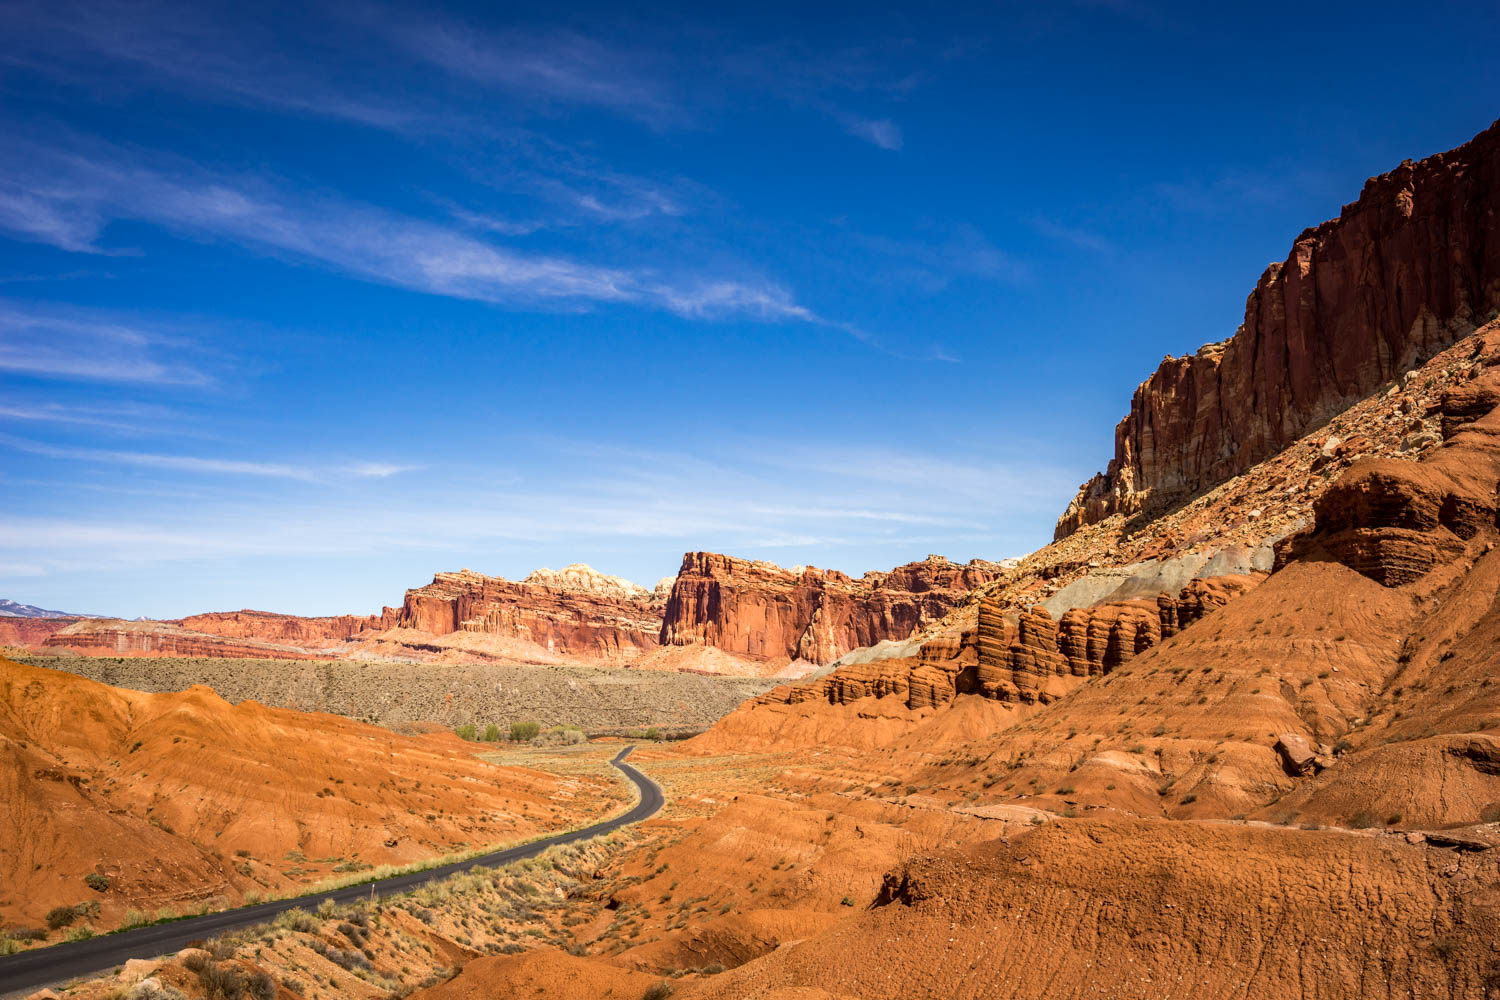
[758,571,1263,713]
[1057,117,1500,539]
[389,566,664,660]
[41,620,328,659]
[0,617,78,646]
[659,552,1006,664]
[178,610,383,646]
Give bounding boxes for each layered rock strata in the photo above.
[177,610,382,646]
[389,568,663,660]
[660,552,1005,664]
[41,620,327,659]
[1058,118,1500,538]
[757,571,1263,713]
[1276,360,1500,585]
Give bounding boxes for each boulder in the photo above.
[119,958,160,983]
[1275,733,1319,776]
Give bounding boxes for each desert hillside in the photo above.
[0,657,625,940]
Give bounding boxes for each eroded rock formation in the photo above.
[178,610,382,646]
[755,570,1264,713]
[1277,362,1500,585]
[1058,118,1500,539]
[660,552,1004,664]
[41,620,328,659]
[390,568,663,660]
[0,616,79,646]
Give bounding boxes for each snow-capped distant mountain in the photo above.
[0,599,87,618]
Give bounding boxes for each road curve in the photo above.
[0,746,663,998]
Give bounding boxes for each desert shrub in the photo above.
[642,983,673,1000]
[454,723,477,741]
[45,906,77,930]
[641,727,661,741]
[128,981,188,1000]
[7,926,46,942]
[64,923,94,941]
[84,873,110,892]
[196,961,245,999]
[482,724,502,742]
[246,970,276,1000]
[509,721,541,742]
[1480,802,1500,824]
[120,908,150,929]
[1349,809,1381,829]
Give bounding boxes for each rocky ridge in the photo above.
[746,572,1262,719]
[1057,116,1500,539]
[387,567,664,662]
[660,552,1005,666]
[920,319,1500,648]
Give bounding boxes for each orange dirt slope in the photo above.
[0,656,619,936]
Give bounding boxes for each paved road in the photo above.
[0,747,662,997]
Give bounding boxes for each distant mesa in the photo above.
[6,554,1004,678]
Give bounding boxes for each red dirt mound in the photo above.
[0,657,618,936]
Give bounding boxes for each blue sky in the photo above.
[2,0,1497,617]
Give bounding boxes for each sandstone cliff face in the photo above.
[0,616,79,646]
[1058,118,1500,539]
[178,610,382,646]
[755,571,1263,713]
[41,620,328,659]
[390,568,662,660]
[660,553,1004,664]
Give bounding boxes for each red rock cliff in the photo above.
[177,610,382,646]
[660,552,1004,664]
[390,566,663,659]
[1057,118,1500,539]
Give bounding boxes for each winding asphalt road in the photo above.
[0,746,662,998]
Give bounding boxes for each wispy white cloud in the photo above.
[854,223,1030,293]
[0,137,816,322]
[0,301,212,385]
[839,114,903,151]
[4,437,316,480]
[0,401,177,432]
[343,462,420,479]
[0,0,423,133]
[1031,217,1113,253]
[2,435,416,483]
[394,20,681,126]
[0,434,1064,593]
